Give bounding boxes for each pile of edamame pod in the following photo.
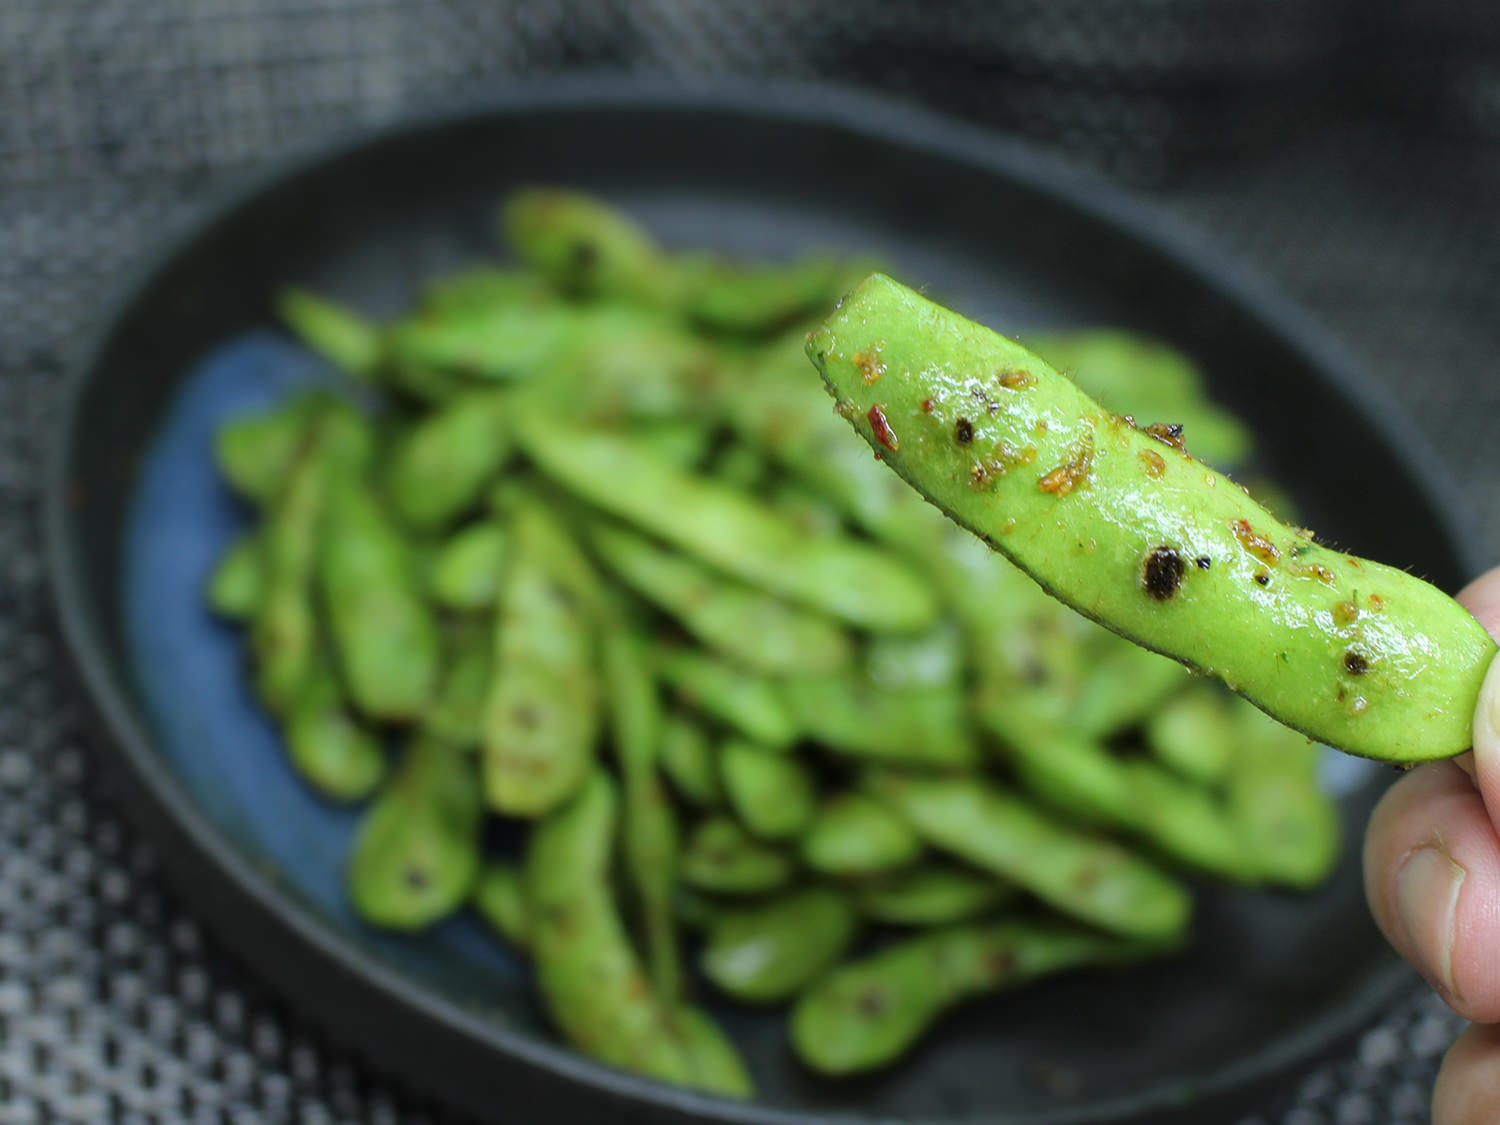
[206,188,1341,1094]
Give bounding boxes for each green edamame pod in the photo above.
[513,411,938,632]
[866,771,1191,940]
[503,188,671,304]
[784,670,976,770]
[473,862,530,952]
[1024,329,1251,468]
[422,621,492,750]
[319,477,440,723]
[525,772,693,1084]
[482,503,601,817]
[675,253,867,336]
[710,441,768,491]
[1120,758,1257,881]
[276,288,382,380]
[384,391,513,532]
[791,915,1172,1075]
[429,520,508,613]
[701,887,858,1004]
[214,391,327,507]
[348,736,482,931]
[634,420,713,468]
[1144,683,1238,786]
[206,534,263,621]
[1227,699,1340,887]
[801,793,922,878]
[720,739,817,841]
[681,817,795,895]
[666,1007,754,1099]
[659,711,724,809]
[601,613,682,1002]
[285,662,386,802]
[250,401,370,715]
[855,865,1015,927]
[657,648,797,751]
[418,266,548,317]
[1068,630,1191,738]
[585,521,852,676]
[811,274,1496,762]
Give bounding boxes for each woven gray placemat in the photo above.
[5,2,1498,1121]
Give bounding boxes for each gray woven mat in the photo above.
[6,2,1500,1121]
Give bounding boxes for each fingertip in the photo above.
[1434,1022,1500,1125]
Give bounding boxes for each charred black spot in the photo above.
[512,703,543,730]
[1141,547,1185,600]
[954,417,974,445]
[402,866,432,891]
[856,987,888,1018]
[1254,571,1271,587]
[1344,651,1369,675]
[1194,556,1212,570]
[570,240,599,270]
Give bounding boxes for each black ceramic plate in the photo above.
[46,79,1463,1125]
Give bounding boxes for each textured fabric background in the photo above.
[4,2,1500,1122]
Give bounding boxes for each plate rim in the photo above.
[43,74,1453,1125]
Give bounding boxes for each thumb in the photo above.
[1460,567,1500,812]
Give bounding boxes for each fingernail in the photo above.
[1396,842,1466,999]
[1478,653,1500,765]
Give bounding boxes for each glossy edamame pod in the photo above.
[482,503,601,817]
[384,391,513,532]
[504,188,670,304]
[348,736,482,931]
[1024,329,1251,468]
[600,613,682,1002]
[783,668,977,770]
[422,621,492,750]
[811,274,1497,762]
[790,915,1172,1075]
[473,861,530,952]
[319,476,440,723]
[513,411,938,632]
[800,793,923,878]
[276,288,382,380]
[675,252,868,337]
[429,520,508,613]
[854,865,1015,927]
[214,391,326,507]
[585,521,852,676]
[701,887,858,1004]
[866,771,1191,940]
[666,1007,754,1099]
[657,648,797,751]
[1121,758,1258,881]
[720,739,817,841]
[206,534,263,621]
[525,771,693,1084]
[681,817,795,896]
[285,662,386,802]
[659,712,723,809]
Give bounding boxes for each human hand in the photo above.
[1364,564,1500,1123]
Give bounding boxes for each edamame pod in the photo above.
[473,861,530,952]
[276,288,382,380]
[418,266,548,317]
[791,915,1172,1075]
[482,504,601,817]
[319,477,440,722]
[784,671,976,770]
[1144,682,1238,786]
[811,274,1496,762]
[601,614,682,1002]
[348,736,482,931]
[514,411,938,632]
[429,520,508,613]
[206,534,263,621]
[666,1007,755,1099]
[701,887,858,1004]
[659,712,724,809]
[801,793,923,877]
[422,621,492,750]
[214,391,326,507]
[681,817,795,895]
[657,649,797,751]
[866,771,1191,940]
[855,865,1015,927]
[384,391,514,532]
[285,663,386,802]
[504,188,670,304]
[585,521,852,676]
[676,253,867,336]
[525,772,693,1084]
[720,739,817,841]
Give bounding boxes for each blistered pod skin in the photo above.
[810,274,1496,762]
